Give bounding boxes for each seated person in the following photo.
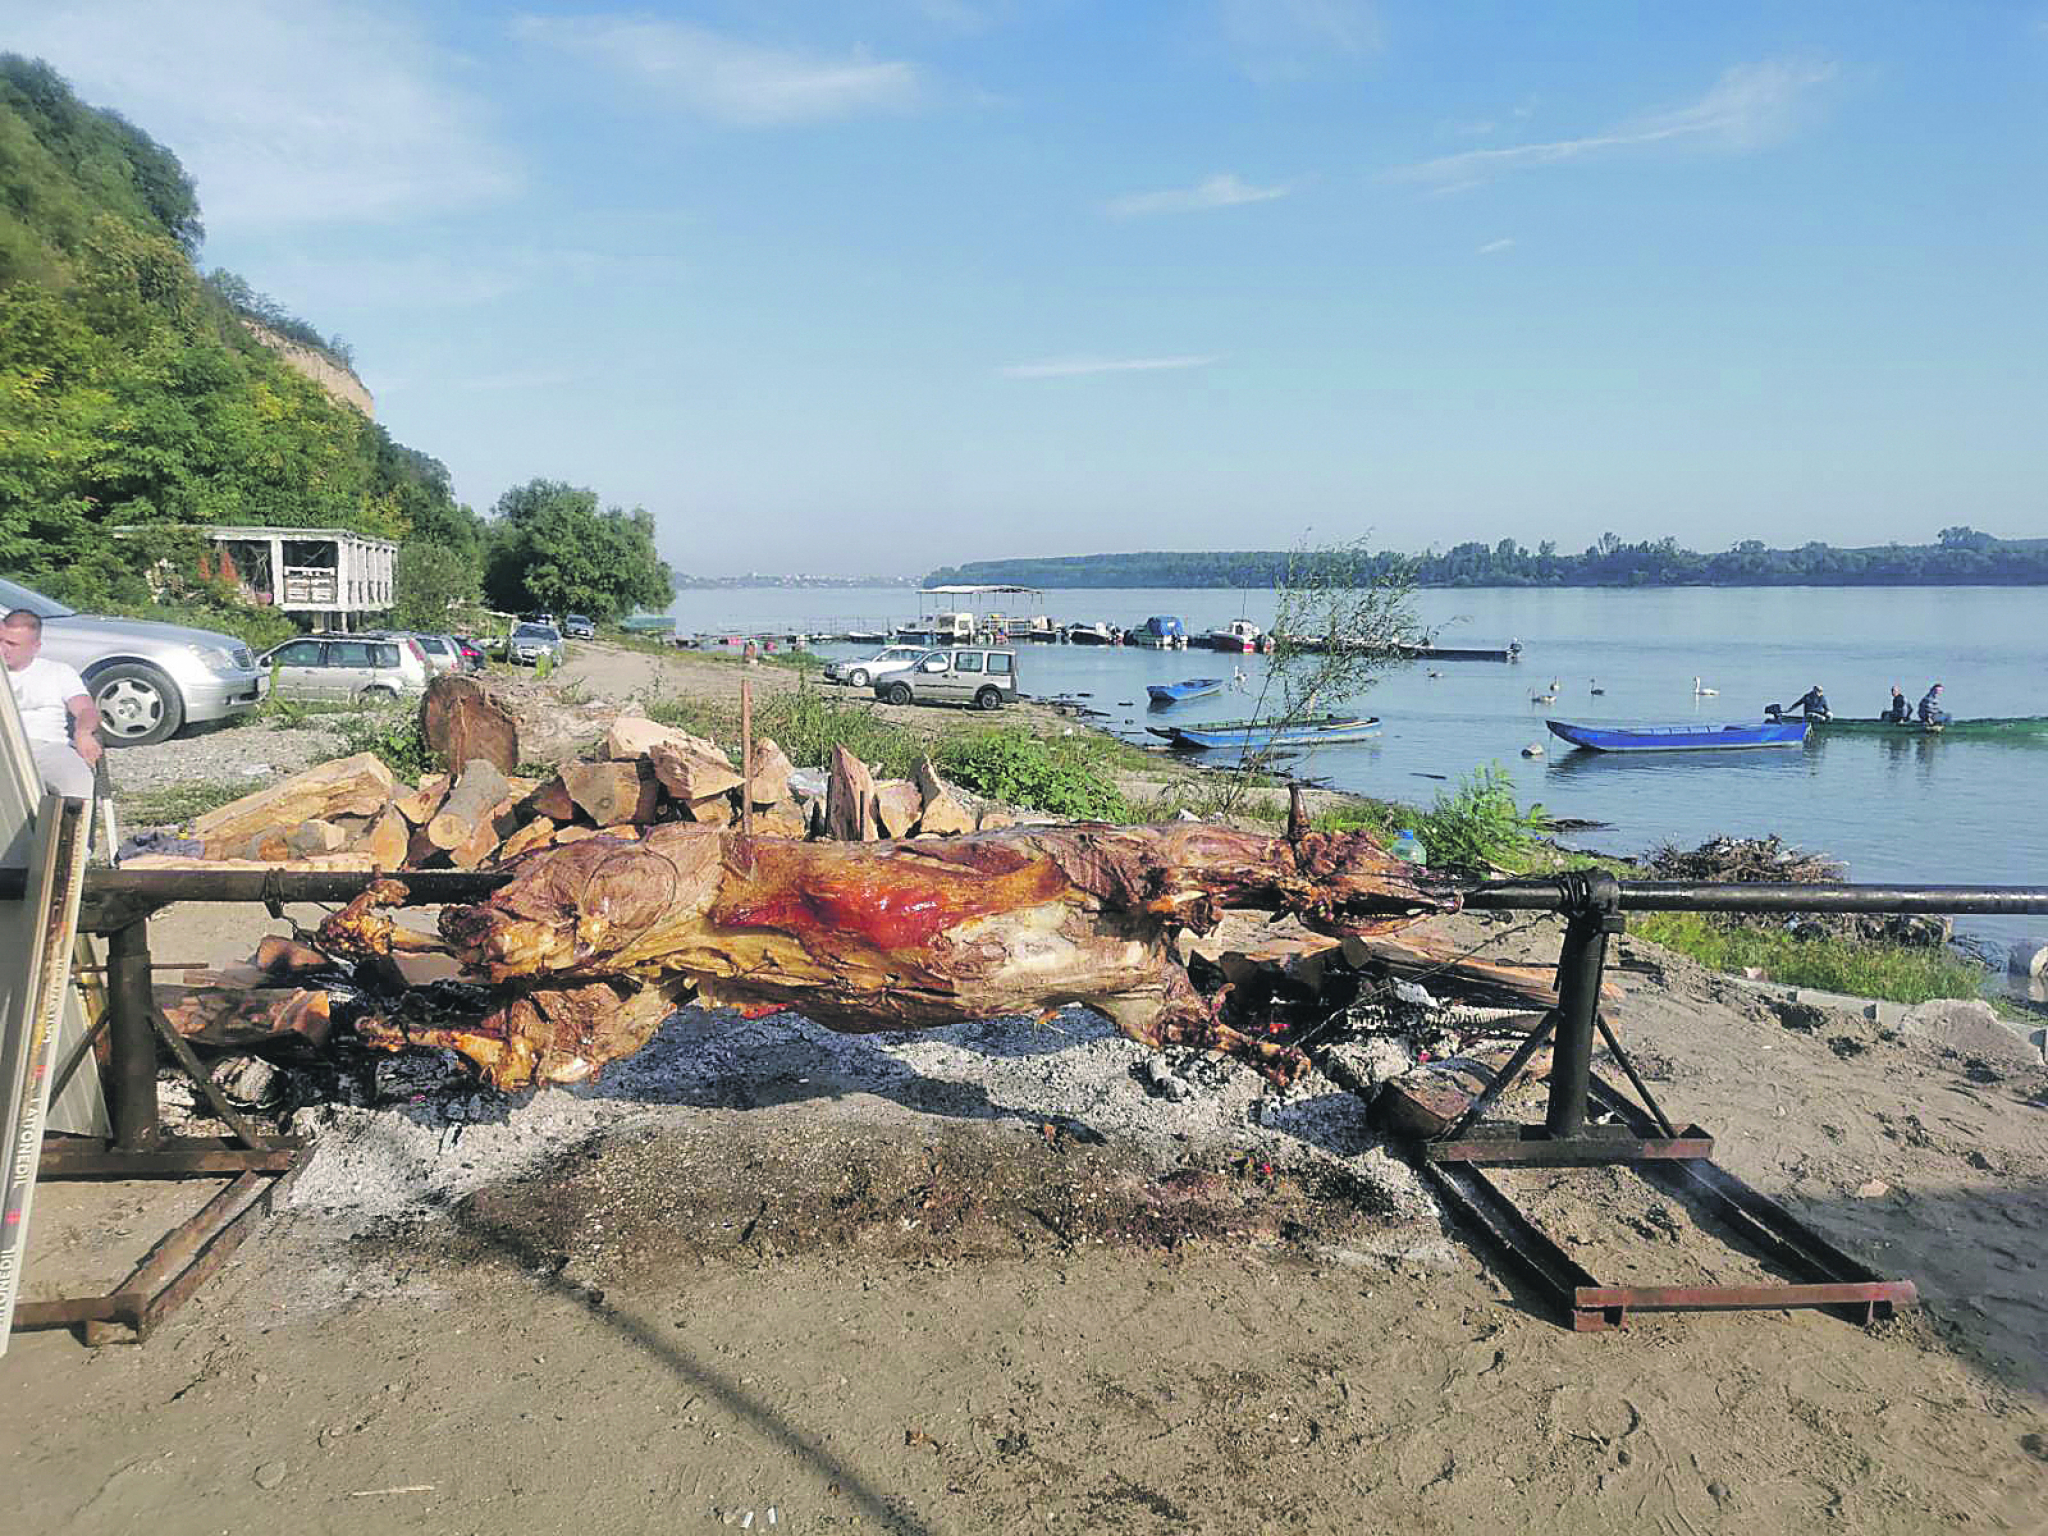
[1918,683,1949,726]
[1884,685,1910,724]
[2,607,101,800]
[1788,684,1830,720]
[1766,684,1830,722]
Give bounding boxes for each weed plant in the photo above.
[1630,912,1985,1004]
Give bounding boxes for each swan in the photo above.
[1532,688,1558,704]
[1427,669,1442,679]
[1693,676,1717,696]
[1589,679,1605,696]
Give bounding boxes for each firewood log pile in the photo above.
[126,688,1011,876]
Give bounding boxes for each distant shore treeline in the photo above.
[926,529,2048,590]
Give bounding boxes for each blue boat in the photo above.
[1128,615,1187,649]
[1546,719,1808,753]
[1146,677,1225,705]
[1147,714,1381,750]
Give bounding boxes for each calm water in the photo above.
[670,585,2048,965]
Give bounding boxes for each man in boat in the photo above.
[1765,684,1830,722]
[1918,683,1949,726]
[1884,685,1910,724]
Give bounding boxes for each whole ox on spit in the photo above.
[316,813,1458,1091]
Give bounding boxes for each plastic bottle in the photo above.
[1391,828,1427,866]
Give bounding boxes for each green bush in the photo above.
[1417,764,1550,873]
[936,728,1129,822]
[329,705,434,781]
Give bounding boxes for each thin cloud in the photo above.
[1390,59,1835,188]
[1476,237,1515,255]
[1218,0,1380,81]
[511,15,919,126]
[5,0,518,232]
[999,355,1220,379]
[1105,173,1292,218]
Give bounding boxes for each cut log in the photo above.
[192,753,397,858]
[394,773,450,826]
[494,816,558,863]
[288,820,348,857]
[357,807,411,869]
[745,738,794,807]
[418,673,618,774]
[427,759,512,850]
[604,716,705,760]
[915,792,975,837]
[450,795,521,869]
[318,822,1461,1092]
[754,800,810,840]
[684,793,733,827]
[522,775,578,823]
[825,745,876,842]
[873,780,922,839]
[563,760,659,827]
[649,739,742,803]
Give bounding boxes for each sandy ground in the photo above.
[8,645,2048,1535]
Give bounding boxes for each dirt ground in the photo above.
[7,645,2047,1535]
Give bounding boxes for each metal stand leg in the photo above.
[104,919,158,1150]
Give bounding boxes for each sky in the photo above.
[6,1,2046,576]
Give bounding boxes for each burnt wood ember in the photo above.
[317,820,1458,1092]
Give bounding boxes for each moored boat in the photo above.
[1547,719,1807,753]
[1065,622,1116,645]
[1203,619,1266,653]
[1804,715,2048,740]
[1128,615,1188,649]
[1147,713,1381,750]
[1146,677,1225,704]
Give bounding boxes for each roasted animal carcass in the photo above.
[318,818,1457,1090]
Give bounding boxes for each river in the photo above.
[667,584,2048,974]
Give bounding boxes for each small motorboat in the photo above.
[1146,677,1225,705]
[1204,619,1265,653]
[1065,622,1116,645]
[1547,719,1807,753]
[1147,714,1381,750]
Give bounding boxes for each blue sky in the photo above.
[8,1,2046,576]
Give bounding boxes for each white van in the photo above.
[874,649,1019,710]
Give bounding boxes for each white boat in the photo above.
[1204,618,1265,653]
[1065,622,1116,645]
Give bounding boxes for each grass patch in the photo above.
[119,779,250,827]
[328,706,437,782]
[1631,911,1987,1005]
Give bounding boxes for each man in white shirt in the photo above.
[2,608,101,800]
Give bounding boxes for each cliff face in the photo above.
[243,319,374,418]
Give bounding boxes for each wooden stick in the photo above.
[739,678,755,850]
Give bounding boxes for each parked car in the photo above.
[0,575,266,746]
[561,614,596,639]
[505,621,564,666]
[825,644,931,689]
[451,637,489,672]
[395,632,466,676]
[874,648,1018,710]
[257,633,431,702]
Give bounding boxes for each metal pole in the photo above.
[1544,872,1620,1140]
[1461,879,2048,915]
[104,919,158,1150]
